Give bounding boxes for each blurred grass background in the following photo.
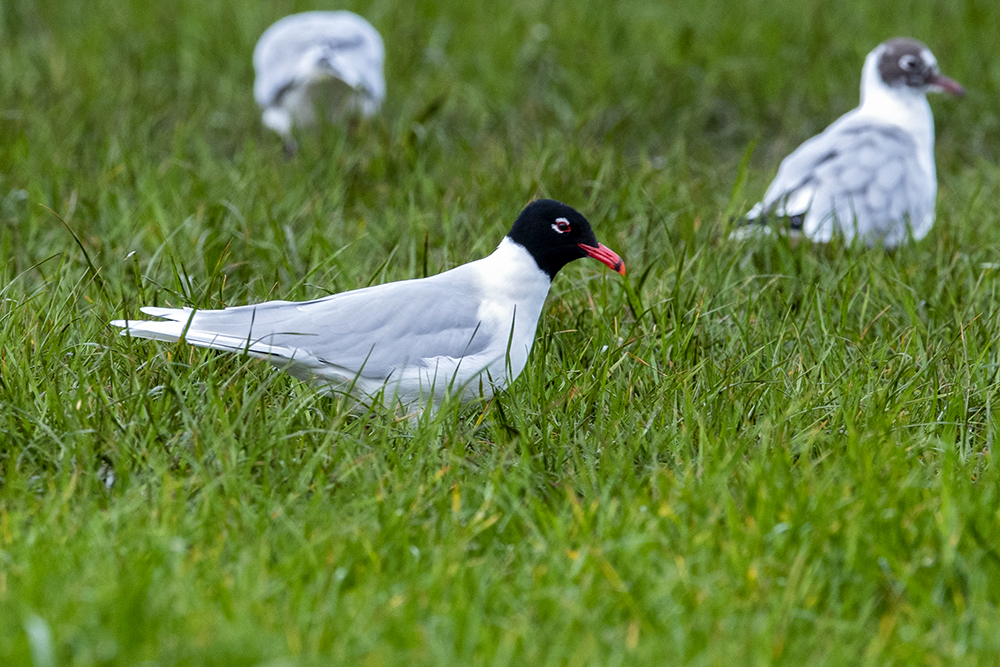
[2,0,1000,664]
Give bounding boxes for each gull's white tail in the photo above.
[111,306,324,375]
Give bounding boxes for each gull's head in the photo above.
[506,199,625,280]
[868,38,965,98]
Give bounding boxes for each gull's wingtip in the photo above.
[729,218,774,241]
[139,306,190,319]
[110,319,142,336]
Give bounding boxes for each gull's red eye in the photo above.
[552,217,571,234]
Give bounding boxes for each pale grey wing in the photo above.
[753,121,926,242]
[803,124,929,242]
[739,123,865,232]
[116,274,493,382]
[253,11,385,107]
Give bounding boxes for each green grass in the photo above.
[3,0,1000,664]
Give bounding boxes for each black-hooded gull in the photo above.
[112,200,626,411]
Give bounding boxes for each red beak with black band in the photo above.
[579,243,626,276]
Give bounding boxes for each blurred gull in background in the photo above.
[734,37,964,248]
[253,11,386,153]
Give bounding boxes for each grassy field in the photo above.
[3,0,1000,664]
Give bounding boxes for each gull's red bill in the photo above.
[930,73,966,97]
[579,243,626,276]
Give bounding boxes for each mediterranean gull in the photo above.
[112,200,626,411]
[253,11,386,153]
[735,37,965,248]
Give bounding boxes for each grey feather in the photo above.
[752,119,934,246]
[253,11,385,108]
[115,270,492,386]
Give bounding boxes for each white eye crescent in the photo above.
[552,217,571,234]
[900,54,920,71]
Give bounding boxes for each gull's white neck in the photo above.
[477,237,551,291]
[471,237,552,345]
[440,236,552,394]
[856,48,936,183]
